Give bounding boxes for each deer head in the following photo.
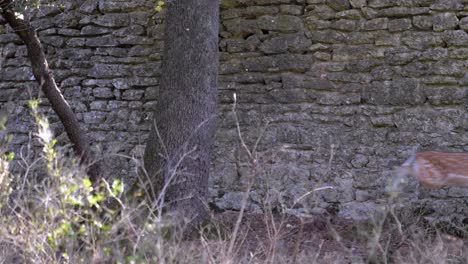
[399,151,468,189]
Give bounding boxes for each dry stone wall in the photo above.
[1,0,468,224]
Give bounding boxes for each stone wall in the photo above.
[1,0,468,224]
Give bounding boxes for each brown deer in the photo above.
[400,151,468,189]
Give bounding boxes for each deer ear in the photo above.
[402,145,419,166]
[403,152,416,166]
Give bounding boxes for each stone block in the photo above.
[459,17,468,31]
[93,87,114,99]
[377,7,430,18]
[362,78,425,105]
[242,54,313,72]
[85,35,119,47]
[327,0,351,11]
[388,18,412,32]
[81,25,112,35]
[257,15,305,32]
[122,90,144,101]
[401,31,443,50]
[331,19,357,31]
[1,67,32,81]
[88,64,131,78]
[80,0,98,14]
[430,0,464,11]
[363,18,388,31]
[259,33,311,54]
[413,15,433,30]
[98,0,152,12]
[94,13,130,28]
[83,111,107,124]
[368,0,394,8]
[432,13,459,31]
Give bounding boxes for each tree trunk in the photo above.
[0,1,99,182]
[143,0,219,228]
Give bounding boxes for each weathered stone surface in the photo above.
[83,111,107,124]
[242,54,313,72]
[93,87,114,99]
[245,6,279,16]
[60,77,82,90]
[335,9,362,20]
[349,0,366,8]
[338,202,380,221]
[81,25,112,36]
[1,67,33,81]
[368,0,394,8]
[413,15,433,30]
[224,15,304,35]
[259,33,311,54]
[122,90,144,101]
[361,7,378,19]
[258,15,305,32]
[113,25,145,37]
[443,30,468,46]
[85,36,119,47]
[432,60,465,76]
[459,17,468,31]
[432,13,459,32]
[133,63,161,76]
[2,43,16,58]
[305,17,332,30]
[430,0,463,11]
[66,38,86,47]
[374,31,400,46]
[364,18,388,31]
[314,51,331,61]
[80,0,98,14]
[279,5,303,15]
[0,33,21,44]
[362,79,425,105]
[94,14,130,28]
[130,11,153,25]
[215,192,260,212]
[282,73,335,90]
[57,29,81,37]
[90,101,108,111]
[311,5,336,20]
[118,36,153,45]
[327,0,351,11]
[332,45,381,61]
[388,18,412,32]
[420,47,448,60]
[425,86,467,105]
[377,7,430,17]
[401,31,443,50]
[88,64,131,78]
[331,19,357,31]
[98,0,152,12]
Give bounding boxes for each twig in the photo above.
[227,93,257,258]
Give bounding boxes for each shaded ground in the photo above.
[210,212,467,263]
[1,210,466,263]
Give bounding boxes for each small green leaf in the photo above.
[83,178,92,189]
[28,100,39,110]
[112,179,124,196]
[4,152,14,161]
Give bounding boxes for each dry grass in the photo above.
[0,100,466,263]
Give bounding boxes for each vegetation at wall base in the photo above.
[0,103,464,263]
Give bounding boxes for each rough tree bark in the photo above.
[0,0,99,182]
[143,0,219,228]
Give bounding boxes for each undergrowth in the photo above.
[0,99,465,263]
